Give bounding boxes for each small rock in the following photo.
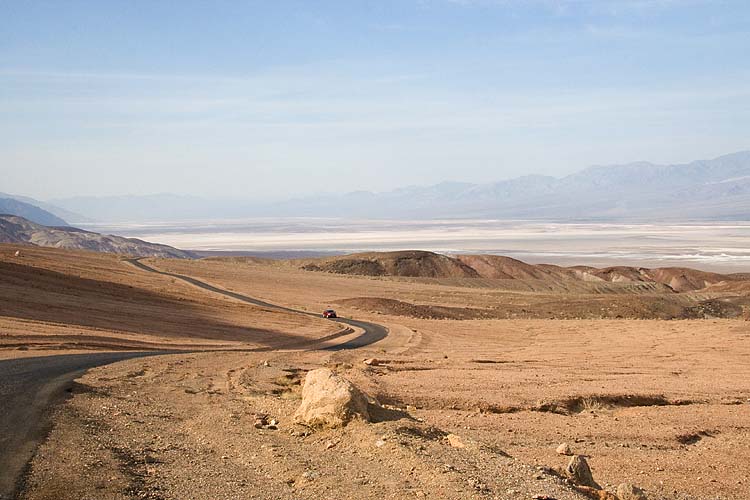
[556,443,573,455]
[446,434,465,448]
[253,414,269,429]
[617,483,648,500]
[575,486,618,500]
[375,439,386,448]
[363,358,382,366]
[565,455,600,489]
[301,470,319,480]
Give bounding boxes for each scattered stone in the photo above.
[301,470,319,481]
[363,358,382,366]
[617,483,648,500]
[565,455,601,489]
[446,434,466,448]
[253,413,279,430]
[575,486,618,500]
[556,443,573,455]
[375,439,386,448]
[294,368,370,429]
[14,250,21,257]
[254,414,269,429]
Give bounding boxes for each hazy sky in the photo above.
[1,0,749,200]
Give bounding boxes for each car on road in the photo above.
[323,309,337,318]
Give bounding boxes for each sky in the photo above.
[1,0,749,201]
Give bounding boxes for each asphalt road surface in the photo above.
[0,352,163,499]
[125,258,389,350]
[1,258,387,498]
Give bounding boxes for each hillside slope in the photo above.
[0,215,194,259]
[0,198,67,226]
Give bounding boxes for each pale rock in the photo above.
[556,442,573,455]
[446,434,466,448]
[617,483,648,500]
[294,368,370,429]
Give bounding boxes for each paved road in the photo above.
[1,259,388,498]
[0,352,163,499]
[125,258,389,350]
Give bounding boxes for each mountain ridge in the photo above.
[0,215,194,259]
[0,198,68,226]
[41,150,750,221]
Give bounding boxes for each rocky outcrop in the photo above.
[294,368,370,429]
[565,455,600,489]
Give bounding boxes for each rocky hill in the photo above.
[301,250,480,278]
[301,250,740,293]
[0,215,194,259]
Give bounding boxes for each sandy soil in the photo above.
[5,247,750,499]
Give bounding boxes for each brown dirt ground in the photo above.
[6,247,750,499]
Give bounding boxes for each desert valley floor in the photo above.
[1,244,749,500]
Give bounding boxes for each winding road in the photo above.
[0,258,388,499]
[125,258,388,350]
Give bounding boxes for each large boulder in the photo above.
[294,368,370,429]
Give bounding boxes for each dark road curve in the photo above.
[124,257,389,351]
[0,351,167,499]
[0,258,388,498]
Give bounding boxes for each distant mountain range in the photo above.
[7,150,750,222]
[272,150,750,221]
[0,215,194,258]
[0,197,68,226]
[0,192,90,224]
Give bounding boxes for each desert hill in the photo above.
[300,250,739,293]
[0,215,194,259]
[301,250,480,278]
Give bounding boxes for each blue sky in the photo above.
[1,0,749,200]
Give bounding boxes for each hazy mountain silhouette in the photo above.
[46,151,750,222]
[0,197,68,226]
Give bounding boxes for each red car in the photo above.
[322,309,337,318]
